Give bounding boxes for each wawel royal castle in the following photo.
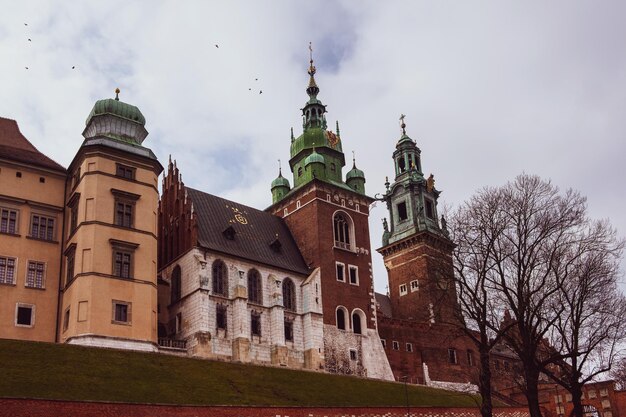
[1,57,517,392]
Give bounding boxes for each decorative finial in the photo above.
[278,159,282,176]
[336,120,340,137]
[306,42,318,94]
[352,150,356,168]
[290,127,294,142]
[115,88,120,101]
[399,114,406,135]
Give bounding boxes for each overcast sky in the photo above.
[1,0,625,293]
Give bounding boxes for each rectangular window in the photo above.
[16,304,34,327]
[588,390,597,399]
[406,343,413,352]
[399,284,408,296]
[63,308,70,331]
[30,214,55,241]
[425,199,435,219]
[284,318,294,342]
[336,262,345,282]
[467,350,474,366]
[66,248,76,285]
[348,265,358,285]
[349,349,357,361]
[410,279,419,292]
[0,256,17,285]
[381,339,386,348]
[251,311,261,337]
[392,341,399,351]
[25,261,45,289]
[448,348,458,364]
[112,301,131,324]
[70,203,78,232]
[504,360,510,371]
[113,251,132,278]
[397,202,408,221]
[175,312,182,334]
[600,388,609,397]
[494,359,500,370]
[116,164,135,180]
[216,304,227,330]
[115,201,133,228]
[1,208,18,234]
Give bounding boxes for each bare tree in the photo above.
[540,219,626,417]
[450,187,512,417]
[610,357,626,390]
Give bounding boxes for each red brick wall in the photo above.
[270,182,375,330]
[0,399,532,417]
[377,317,479,385]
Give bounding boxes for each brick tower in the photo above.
[378,117,460,325]
[267,47,392,380]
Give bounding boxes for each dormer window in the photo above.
[223,225,236,240]
[270,237,282,252]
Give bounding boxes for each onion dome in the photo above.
[271,169,291,189]
[86,89,146,126]
[304,148,325,166]
[346,162,365,181]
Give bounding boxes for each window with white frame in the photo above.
[399,283,408,296]
[333,212,352,250]
[15,303,34,327]
[0,256,17,285]
[392,341,399,350]
[410,279,419,292]
[381,339,386,348]
[0,207,18,234]
[348,265,358,285]
[25,261,45,288]
[349,349,357,361]
[406,343,413,352]
[336,262,345,282]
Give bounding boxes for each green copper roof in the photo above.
[86,98,146,126]
[346,164,365,180]
[271,171,291,189]
[304,149,325,166]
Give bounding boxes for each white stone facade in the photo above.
[67,335,158,352]
[160,248,324,370]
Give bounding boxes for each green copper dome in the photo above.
[304,149,325,166]
[86,98,146,126]
[346,164,365,180]
[271,171,291,189]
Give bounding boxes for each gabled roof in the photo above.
[0,117,65,172]
[186,187,310,275]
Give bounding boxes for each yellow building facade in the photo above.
[0,93,162,351]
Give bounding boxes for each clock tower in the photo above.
[268,47,392,380]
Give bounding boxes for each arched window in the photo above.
[247,269,262,304]
[333,212,352,250]
[212,259,227,296]
[282,278,296,312]
[352,312,362,334]
[336,307,346,330]
[171,265,181,302]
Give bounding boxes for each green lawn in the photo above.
[0,339,484,407]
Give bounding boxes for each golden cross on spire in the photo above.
[308,42,316,76]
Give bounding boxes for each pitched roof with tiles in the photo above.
[186,187,310,275]
[0,117,65,172]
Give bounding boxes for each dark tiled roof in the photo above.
[0,117,65,172]
[186,187,310,275]
[375,292,393,318]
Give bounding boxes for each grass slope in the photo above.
[0,339,483,407]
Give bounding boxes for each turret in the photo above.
[271,165,291,204]
[346,154,366,194]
